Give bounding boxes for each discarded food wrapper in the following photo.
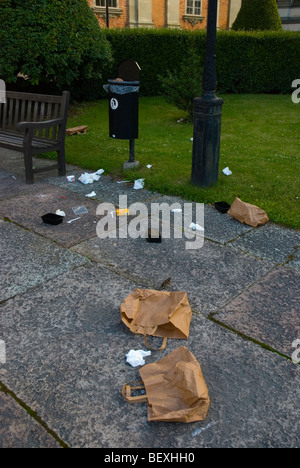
[67,175,75,182]
[121,289,192,351]
[189,222,204,232]
[116,208,129,216]
[222,167,232,176]
[55,209,66,217]
[78,169,104,185]
[85,191,96,198]
[133,178,145,190]
[72,206,88,215]
[126,349,151,368]
[122,346,210,423]
[228,197,269,227]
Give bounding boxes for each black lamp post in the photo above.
[191,0,223,187]
[106,0,109,28]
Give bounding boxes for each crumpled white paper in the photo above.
[126,349,151,367]
[133,178,145,190]
[189,222,204,232]
[55,209,66,217]
[85,191,96,198]
[222,167,232,176]
[78,169,104,184]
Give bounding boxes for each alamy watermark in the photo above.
[291,339,300,364]
[291,79,300,104]
[96,195,204,250]
[0,340,6,365]
[0,79,6,104]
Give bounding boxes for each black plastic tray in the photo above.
[42,213,64,225]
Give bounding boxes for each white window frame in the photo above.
[186,0,202,16]
[95,0,118,8]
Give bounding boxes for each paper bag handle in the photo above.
[144,335,168,351]
[122,382,148,404]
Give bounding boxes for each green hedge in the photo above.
[0,0,112,100]
[104,28,300,96]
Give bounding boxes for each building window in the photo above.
[186,0,202,16]
[95,0,118,7]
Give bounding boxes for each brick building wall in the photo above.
[88,0,239,30]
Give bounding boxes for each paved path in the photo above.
[0,149,299,448]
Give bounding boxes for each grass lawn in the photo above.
[53,94,299,229]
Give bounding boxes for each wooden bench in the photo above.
[0,90,70,184]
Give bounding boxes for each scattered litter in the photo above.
[42,213,64,225]
[78,169,104,185]
[37,194,48,198]
[85,191,96,198]
[192,421,216,437]
[214,201,230,214]
[116,208,129,216]
[66,125,88,135]
[55,209,66,217]
[189,222,204,232]
[147,164,152,169]
[67,175,75,182]
[117,180,131,184]
[171,208,182,213]
[147,228,161,243]
[11,175,16,180]
[67,217,81,224]
[177,118,185,123]
[190,137,193,142]
[72,206,88,215]
[133,178,144,190]
[222,167,232,176]
[126,349,151,367]
[228,197,269,227]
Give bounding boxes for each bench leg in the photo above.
[57,146,66,177]
[24,149,34,184]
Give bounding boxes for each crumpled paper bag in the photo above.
[121,289,192,350]
[122,346,210,423]
[228,197,269,228]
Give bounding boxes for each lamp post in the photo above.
[191,0,223,187]
[106,0,109,28]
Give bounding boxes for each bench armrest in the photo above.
[16,118,64,132]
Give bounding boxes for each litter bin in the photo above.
[104,59,141,166]
[106,80,140,140]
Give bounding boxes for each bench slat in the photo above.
[0,90,70,183]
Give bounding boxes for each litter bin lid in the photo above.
[117,59,141,82]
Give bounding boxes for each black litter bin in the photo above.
[106,80,140,140]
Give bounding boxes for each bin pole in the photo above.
[129,139,135,162]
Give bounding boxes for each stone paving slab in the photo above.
[0,219,87,302]
[0,390,61,448]
[0,175,53,201]
[0,185,101,248]
[215,266,300,356]
[229,223,300,269]
[72,234,273,315]
[0,148,79,183]
[0,262,299,448]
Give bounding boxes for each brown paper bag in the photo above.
[122,346,210,423]
[121,289,192,350]
[228,197,269,227]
